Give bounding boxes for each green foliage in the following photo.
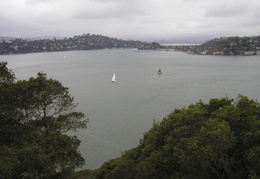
[0,63,88,178]
[92,96,260,179]
[69,169,98,179]
[0,62,15,85]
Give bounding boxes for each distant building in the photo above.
[201,51,207,55]
[244,51,254,55]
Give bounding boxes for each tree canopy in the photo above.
[76,95,260,179]
[0,62,88,178]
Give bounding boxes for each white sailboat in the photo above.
[112,73,116,82]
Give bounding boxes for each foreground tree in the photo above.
[0,62,88,178]
[92,96,259,179]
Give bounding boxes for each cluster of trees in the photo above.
[0,62,88,178]
[71,96,260,179]
[0,34,146,54]
[137,42,162,50]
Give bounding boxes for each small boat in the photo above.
[112,73,116,82]
[157,69,162,74]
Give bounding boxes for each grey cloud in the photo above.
[25,0,59,4]
[205,1,249,17]
[1,0,260,40]
[72,0,148,20]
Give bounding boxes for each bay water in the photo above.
[1,49,260,169]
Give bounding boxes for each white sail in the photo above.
[112,73,116,82]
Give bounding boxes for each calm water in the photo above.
[1,49,260,169]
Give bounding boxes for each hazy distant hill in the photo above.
[0,36,64,41]
[24,36,65,41]
[0,36,16,41]
[156,35,215,45]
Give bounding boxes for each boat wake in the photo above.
[79,130,119,147]
[79,130,98,138]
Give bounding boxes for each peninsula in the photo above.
[0,34,145,54]
[172,36,260,55]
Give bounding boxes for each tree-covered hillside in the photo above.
[174,36,260,55]
[0,34,145,54]
[71,96,260,179]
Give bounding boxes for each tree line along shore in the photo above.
[1,34,260,56]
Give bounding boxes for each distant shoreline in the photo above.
[160,43,200,46]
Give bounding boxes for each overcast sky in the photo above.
[1,0,260,41]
